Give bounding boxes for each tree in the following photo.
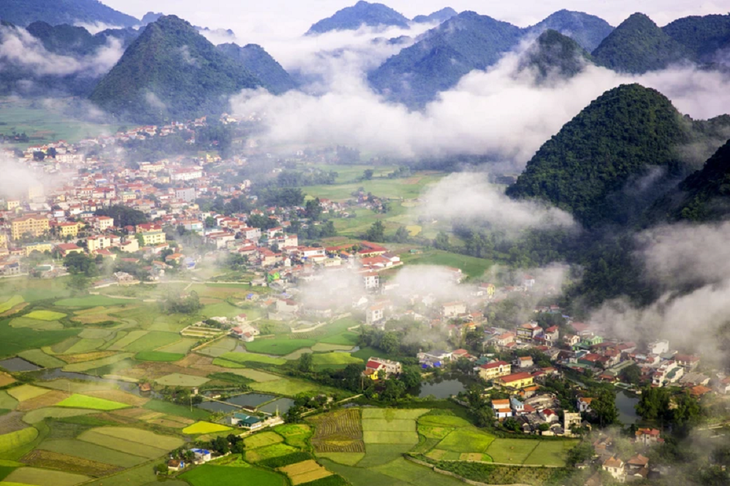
[33,151,45,161]
[394,226,409,243]
[380,332,400,355]
[363,169,374,180]
[591,388,619,426]
[400,366,422,389]
[620,363,642,385]
[298,353,313,373]
[305,198,323,221]
[66,274,91,292]
[433,231,450,250]
[205,216,217,228]
[672,390,701,426]
[381,379,406,402]
[64,252,99,277]
[365,221,385,242]
[95,205,147,227]
[538,423,551,432]
[636,386,672,422]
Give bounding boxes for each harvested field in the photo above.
[0,411,26,434]
[3,466,90,486]
[8,385,50,402]
[309,409,364,453]
[155,373,209,387]
[85,390,149,407]
[58,351,118,364]
[0,372,15,387]
[17,390,70,411]
[21,407,96,424]
[279,459,333,485]
[38,439,146,467]
[21,449,122,477]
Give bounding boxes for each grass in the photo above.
[216,352,287,366]
[522,440,578,467]
[123,331,180,352]
[245,431,284,449]
[250,377,329,397]
[135,351,185,362]
[0,427,38,454]
[182,464,287,486]
[484,439,539,464]
[24,310,67,321]
[3,466,90,486]
[56,394,129,411]
[0,319,79,359]
[400,250,491,279]
[38,439,147,467]
[16,349,65,368]
[183,421,232,435]
[245,338,316,356]
[155,373,210,387]
[21,407,96,424]
[372,457,466,486]
[246,443,299,462]
[143,399,210,420]
[437,428,495,453]
[55,296,131,308]
[0,296,24,314]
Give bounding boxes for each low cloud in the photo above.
[0,155,50,200]
[230,39,730,166]
[418,172,577,233]
[0,24,124,78]
[73,21,124,35]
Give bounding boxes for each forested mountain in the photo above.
[517,29,593,82]
[0,0,138,28]
[218,43,297,94]
[90,16,262,123]
[26,21,138,55]
[526,9,614,52]
[368,11,523,107]
[674,140,730,221]
[662,14,730,63]
[506,84,696,226]
[412,8,458,24]
[592,13,692,73]
[306,1,409,35]
[140,12,164,26]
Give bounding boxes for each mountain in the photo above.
[413,8,458,24]
[674,139,730,221]
[0,0,138,28]
[218,43,296,94]
[592,13,692,73]
[527,9,614,52]
[368,11,522,107]
[25,21,138,56]
[662,14,730,63]
[506,84,695,226]
[140,12,164,26]
[90,15,262,123]
[306,1,409,35]
[517,29,593,83]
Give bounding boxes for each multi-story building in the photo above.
[478,360,512,381]
[0,233,6,249]
[95,216,114,231]
[87,235,112,253]
[11,215,50,240]
[24,242,53,256]
[174,187,196,202]
[57,222,83,238]
[140,231,166,246]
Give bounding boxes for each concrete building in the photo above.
[11,215,49,240]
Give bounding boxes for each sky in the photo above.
[103,0,730,45]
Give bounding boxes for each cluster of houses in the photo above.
[579,428,664,483]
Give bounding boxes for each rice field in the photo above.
[56,394,129,411]
[8,385,49,402]
[279,459,333,485]
[77,431,171,458]
[0,427,38,454]
[249,377,324,396]
[24,310,67,321]
[135,351,185,362]
[21,449,122,477]
[3,466,90,486]
[245,431,284,449]
[63,353,133,373]
[315,452,365,466]
[38,439,147,467]
[17,349,65,368]
[437,428,495,453]
[182,464,287,486]
[245,443,299,463]
[215,352,287,366]
[182,421,232,435]
[21,407,96,424]
[245,338,316,356]
[0,296,24,314]
[309,409,364,453]
[9,317,64,330]
[155,373,210,387]
[123,331,180,352]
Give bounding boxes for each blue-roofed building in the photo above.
[190,448,212,463]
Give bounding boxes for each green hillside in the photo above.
[517,29,593,82]
[0,0,138,27]
[218,43,296,94]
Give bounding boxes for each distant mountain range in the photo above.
[516,30,593,83]
[89,16,263,123]
[525,9,614,52]
[307,1,410,35]
[506,84,730,227]
[217,43,297,94]
[0,0,138,28]
[412,8,458,24]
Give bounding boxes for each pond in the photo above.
[226,393,276,408]
[197,401,239,413]
[616,390,640,425]
[418,378,466,399]
[0,357,41,372]
[259,398,295,415]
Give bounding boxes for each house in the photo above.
[515,356,533,368]
[564,412,582,433]
[675,354,700,370]
[627,454,649,472]
[441,302,466,319]
[190,448,212,463]
[516,322,542,341]
[543,325,559,345]
[363,357,402,380]
[362,272,379,290]
[648,340,669,355]
[495,332,516,347]
[492,399,512,419]
[540,408,558,423]
[635,428,661,445]
[478,360,511,381]
[231,326,255,342]
[577,397,593,413]
[418,350,452,368]
[167,460,185,472]
[510,397,525,415]
[497,372,534,389]
[230,413,264,430]
[366,302,387,326]
[602,456,625,482]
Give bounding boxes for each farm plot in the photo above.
[24,310,66,321]
[361,409,423,445]
[522,439,578,467]
[371,457,465,486]
[63,353,133,372]
[309,409,364,453]
[62,338,105,355]
[157,337,198,354]
[135,351,185,362]
[155,373,209,387]
[182,421,232,435]
[484,439,540,464]
[55,296,131,308]
[197,338,238,358]
[123,331,180,352]
[0,296,24,313]
[109,330,148,350]
[17,349,65,368]
[182,464,287,486]
[77,429,174,458]
[3,466,90,486]
[357,444,416,468]
[20,449,121,477]
[245,338,316,356]
[143,399,211,420]
[38,439,147,467]
[311,352,362,370]
[216,351,287,366]
[246,443,299,463]
[21,407,96,424]
[245,431,284,449]
[274,424,312,448]
[0,391,18,411]
[8,385,50,402]
[16,390,70,412]
[0,426,38,454]
[9,317,64,330]
[0,412,26,434]
[249,377,326,396]
[315,452,365,466]
[0,372,15,387]
[84,390,148,407]
[93,426,184,450]
[279,460,333,485]
[56,394,129,411]
[437,428,495,453]
[225,369,280,382]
